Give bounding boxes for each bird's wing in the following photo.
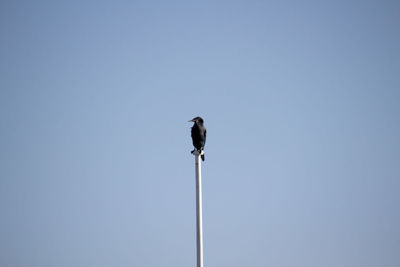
[204,127,207,145]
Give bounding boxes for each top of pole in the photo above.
[191,150,204,157]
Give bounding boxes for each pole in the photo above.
[193,150,204,267]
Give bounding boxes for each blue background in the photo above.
[1,1,399,266]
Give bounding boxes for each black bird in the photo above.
[189,116,207,161]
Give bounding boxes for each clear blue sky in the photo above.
[1,1,399,266]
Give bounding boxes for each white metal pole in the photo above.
[194,150,204,267]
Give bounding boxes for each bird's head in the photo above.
[189,117,204,124]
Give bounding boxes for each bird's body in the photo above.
[189,117,207,161]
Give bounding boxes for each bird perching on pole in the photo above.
[189,116,206,267]
[189,117,207,161]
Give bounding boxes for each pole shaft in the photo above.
[195,154,203,267]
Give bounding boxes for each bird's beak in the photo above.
[188,119,194,122]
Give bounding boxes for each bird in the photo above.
[189,116,207,161]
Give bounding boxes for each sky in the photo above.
[1,0,399,266]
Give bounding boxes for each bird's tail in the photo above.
[201,154,205,161]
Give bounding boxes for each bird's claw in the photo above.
[191,149,204,156]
